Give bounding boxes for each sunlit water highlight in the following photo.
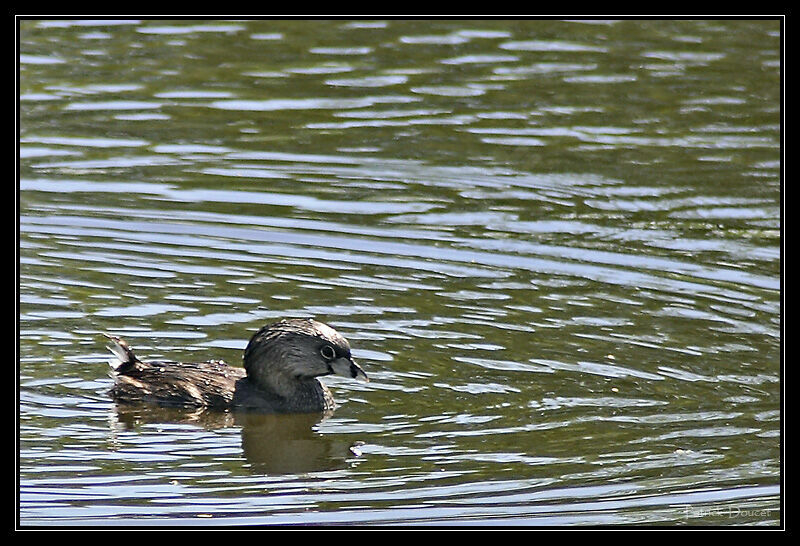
[19,18,780,526]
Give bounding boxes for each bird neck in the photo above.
[250,367,331,412]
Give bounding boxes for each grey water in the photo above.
[18,18,781,526]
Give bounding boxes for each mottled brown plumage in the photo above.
[106,319,367,414]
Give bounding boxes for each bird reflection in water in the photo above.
[109,403,364,474]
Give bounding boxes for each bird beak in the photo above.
[329,357,369,382]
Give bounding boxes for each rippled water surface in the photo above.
[18,18,782,526]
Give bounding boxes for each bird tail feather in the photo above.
[103,334,139,371]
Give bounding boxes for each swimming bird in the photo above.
[105,318,367,414]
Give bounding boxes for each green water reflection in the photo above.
[19,18,780,526]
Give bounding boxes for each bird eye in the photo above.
[320,345,336,361]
